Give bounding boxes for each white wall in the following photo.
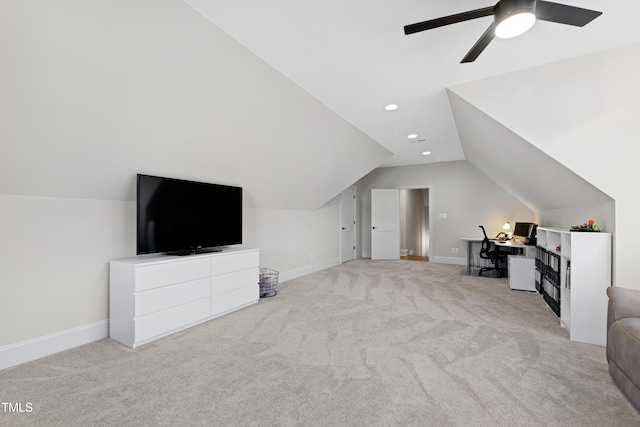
[0,195,133,346]
[0,0,380,355]
[356,161,535,263]
[245,199,342,278]
[540,201,616,236]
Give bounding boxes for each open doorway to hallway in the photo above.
[400,188,430,262]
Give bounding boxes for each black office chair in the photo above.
[478,225,509,278]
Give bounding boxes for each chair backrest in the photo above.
[479,225,489,240]
[478,225,494,260]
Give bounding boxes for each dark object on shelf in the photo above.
[571,220,602,232]
[542,280,560,317]
[606,287,640,410]
[259,268,279,298]
[570,229,600,232]
[478,225,509,278]
[535,245,561,316]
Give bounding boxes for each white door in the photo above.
[371,189,400,260]
[340,188,356,263]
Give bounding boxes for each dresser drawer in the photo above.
[134,298,210,344]
[210,250,258,275]
[211,284,258,317]
[211,268,258,296]
[134,258,210,291]
[135,277,210,317]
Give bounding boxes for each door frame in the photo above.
[398,184,433,260]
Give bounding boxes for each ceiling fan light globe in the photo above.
[495,11,536,38]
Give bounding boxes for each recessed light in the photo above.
[384,104,399,111]
[422,151,431,156]
[407,133,418,139]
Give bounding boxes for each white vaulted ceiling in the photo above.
[184,0,640,167]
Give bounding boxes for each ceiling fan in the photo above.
[404,0,602,63]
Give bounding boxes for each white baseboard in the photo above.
[430,256,466,265]
[360,254,465,266]
[0,320,109,371]
[279,258,341,283]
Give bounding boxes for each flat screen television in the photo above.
[137,174,242,255]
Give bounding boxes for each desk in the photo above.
[460,238,535,281]
[494,240,527,251]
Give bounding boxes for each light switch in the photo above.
[439,213,447,219]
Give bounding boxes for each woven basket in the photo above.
[259,268,279,298]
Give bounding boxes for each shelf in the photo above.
[536,227,611,346]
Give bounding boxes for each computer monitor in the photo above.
[513,222,535,238]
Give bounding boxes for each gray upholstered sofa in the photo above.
[607,286,640,410]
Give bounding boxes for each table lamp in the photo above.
[503,222,512,240]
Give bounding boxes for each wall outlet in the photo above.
[451,247,459,254]
[439,213,447,219]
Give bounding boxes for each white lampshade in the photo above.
[503,222,512,231]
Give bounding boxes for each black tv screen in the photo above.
[137,174,242,255]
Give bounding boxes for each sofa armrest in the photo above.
[607,287,640,330]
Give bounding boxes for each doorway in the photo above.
[399,188,430,262]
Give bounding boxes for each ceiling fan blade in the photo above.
[461,23,496,63]
[404,7,493,35]
[535,1,602,27]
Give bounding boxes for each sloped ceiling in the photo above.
[447,42,640,213]
[0,0,391,210]
[183,0,640,168]
[447,90,612,212]
[448,42,640,202]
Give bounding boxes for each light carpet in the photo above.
[2,259,638,426]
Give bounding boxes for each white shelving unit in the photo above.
[109,247,259,348]
[536,227,611,346]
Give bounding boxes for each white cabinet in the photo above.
[109,247,259,348]
[536,228,611,346]
[508,256,536,291]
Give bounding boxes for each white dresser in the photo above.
[109,247,259,348]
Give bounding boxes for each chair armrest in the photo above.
[607,287,640,330]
